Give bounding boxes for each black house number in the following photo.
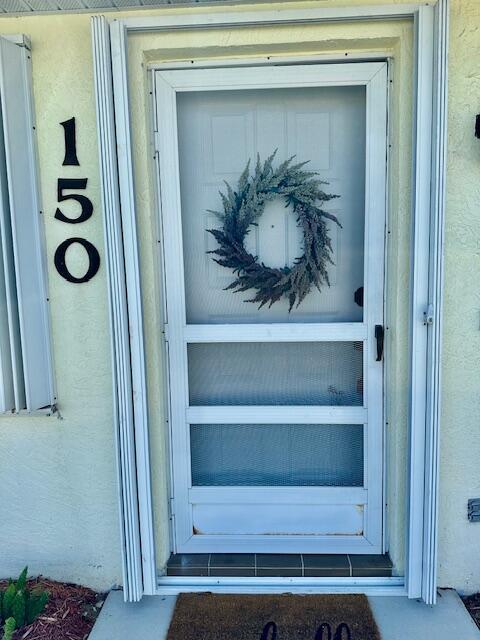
[54,238,100,284]
[54,117,100,284]
[55,178,93,224]
[60,117,80,166]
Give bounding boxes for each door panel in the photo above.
[155,62,387,554]
[192,503,364,537]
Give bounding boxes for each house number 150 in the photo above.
[54,117,100,283]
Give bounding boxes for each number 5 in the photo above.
[54,178,93,223]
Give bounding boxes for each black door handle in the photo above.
[375,325,384,362]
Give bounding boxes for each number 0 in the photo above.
[54,237,100,283]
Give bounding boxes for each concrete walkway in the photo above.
[90,589,480,640]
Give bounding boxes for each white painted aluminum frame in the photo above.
[92,16,157,602]
[157,575,406,596]
[91,0,448,604]
[154,61,386,555]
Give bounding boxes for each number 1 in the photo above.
[60,117,79,166]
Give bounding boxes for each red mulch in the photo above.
[462,593,480,631]
[0,577,105,640]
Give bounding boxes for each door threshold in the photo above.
[166,553,393,578]
[156,574,405,596]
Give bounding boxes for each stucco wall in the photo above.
[0,14,122,590]
[437,0,480,594]
[0,0,478,594]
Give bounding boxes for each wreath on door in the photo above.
[207,151,341,311]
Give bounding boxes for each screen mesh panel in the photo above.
[190,424,364,486]
[177,86,366,324]
[188,342,363,406]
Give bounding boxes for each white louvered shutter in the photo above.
[0,36,54,412]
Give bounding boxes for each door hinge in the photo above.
[162,323,169,342]
[154,131,161,155]
[424,304,434,326]
[169,497,175,519]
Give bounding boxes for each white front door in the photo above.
[155,62,387,554]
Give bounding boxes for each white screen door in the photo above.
[155,62,387,553]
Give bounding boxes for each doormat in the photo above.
[167,593,381,640]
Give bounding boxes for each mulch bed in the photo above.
[0,577,105,640]
[462,593,480,631]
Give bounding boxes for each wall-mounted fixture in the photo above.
[468,499,480,522]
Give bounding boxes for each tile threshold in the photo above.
[166,553,393,578]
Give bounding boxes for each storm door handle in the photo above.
[375,325,384,362]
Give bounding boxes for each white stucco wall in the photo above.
[437,0,480,594]
[0,14,122,590]
[0,0,478,594]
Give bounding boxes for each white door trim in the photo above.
[91,16,156,602]
[91,0,448,604]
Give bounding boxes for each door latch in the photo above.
[375,325,385,362]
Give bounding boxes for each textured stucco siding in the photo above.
[0,0,478,594]
[0,14,122,590]
[437,0,480,594]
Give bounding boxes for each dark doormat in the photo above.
[167,593,381,639]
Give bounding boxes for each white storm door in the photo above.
[155,62,387,554]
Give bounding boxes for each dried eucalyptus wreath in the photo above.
[207,151,341,311]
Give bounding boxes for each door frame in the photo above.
[91,0,448,604]
[154,61,387,555]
